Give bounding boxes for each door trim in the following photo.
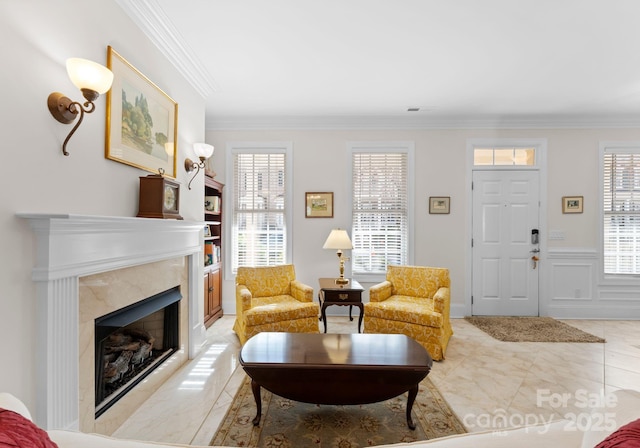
[464,138,548,317]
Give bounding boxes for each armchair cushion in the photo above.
[364,295,443,327]
[387,265,450,297]
[236,264,295,298]
[245,295,318,326]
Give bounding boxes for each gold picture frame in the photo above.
[305,192,334,218]
[429,196,450,214]
[562,196,583,214]
[105,46,178,178]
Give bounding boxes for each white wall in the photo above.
[0,0,206,414]
[206,128,640,318]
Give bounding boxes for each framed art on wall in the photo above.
[562,196,583,214]
[305,192,333,218]
[429,196,450,214]
[105,46,178,178]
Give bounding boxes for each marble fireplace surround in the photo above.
[19,214,206,432]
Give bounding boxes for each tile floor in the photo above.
[112,316,640,445]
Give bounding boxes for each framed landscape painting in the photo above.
[305,192,334,218]
[105,46,178,178]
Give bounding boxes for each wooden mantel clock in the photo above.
[137,172,183,220]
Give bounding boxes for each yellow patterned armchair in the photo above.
[233,264,320,344]
[364,265,453,361]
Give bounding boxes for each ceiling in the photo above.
[118,0,640,130]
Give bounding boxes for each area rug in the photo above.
[464,316,605,343]
[210,375,465,447]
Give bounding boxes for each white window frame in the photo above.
[599,141,640,284]
[224,142,293,280]
[348,141,414,283]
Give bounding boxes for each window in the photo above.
[603,147,640,275]
[473,147,535,166]
[350,143,413,277]
[228,143,292,273]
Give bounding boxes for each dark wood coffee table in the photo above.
[239,332,433,429]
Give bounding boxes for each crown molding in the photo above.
[206,113,640,131]
[116,0,216,98]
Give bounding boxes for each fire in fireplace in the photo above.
[94,286,182,418]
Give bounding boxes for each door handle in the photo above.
[529,248,540,254]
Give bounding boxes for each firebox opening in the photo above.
[94,286,181,418]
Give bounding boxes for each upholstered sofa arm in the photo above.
[290,280,313,302]
[433,286,450,315]
[369,280,393,302]
[236,284,253,312]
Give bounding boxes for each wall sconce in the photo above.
[47,58,114,156]
[323,229,353,285]
[184,143,214,190]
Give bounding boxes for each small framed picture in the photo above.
[562,196,583,214]
[204,195,218,212]
[204,225,212,237]
[305,192,334,218]
[429,196,450,214]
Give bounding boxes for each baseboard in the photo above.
[450,303,467,319]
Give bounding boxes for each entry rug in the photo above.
[210,375,465,447]
[464,316,605,343]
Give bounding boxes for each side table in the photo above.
[318,278,364,333]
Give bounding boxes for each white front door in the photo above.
[472,170,540,316]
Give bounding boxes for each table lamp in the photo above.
[323,229,353,285]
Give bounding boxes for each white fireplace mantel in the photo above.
[18,214,206,430]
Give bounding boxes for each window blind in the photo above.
[232,152,286,271]
[351,152,408,274]
[603,151,640,275]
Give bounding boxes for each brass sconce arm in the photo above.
[48,92,97,156]
[184,157,206,190]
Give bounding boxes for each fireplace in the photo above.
[94,286,182,417]
[18,214,207,433]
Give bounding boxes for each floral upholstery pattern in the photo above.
[233,265,319,344]
[364,265,453,361]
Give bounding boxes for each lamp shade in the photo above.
[193,143,214,159]
[323,229,353,250]
[66,58,113,94]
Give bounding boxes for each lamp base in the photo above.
[335,277,349,285]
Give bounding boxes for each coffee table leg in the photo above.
[250,379,262,426]
[406,384,418,430]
